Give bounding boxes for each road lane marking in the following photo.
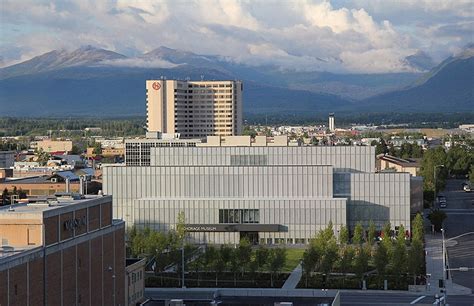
[410,296,426,304]
[433,296,445,304]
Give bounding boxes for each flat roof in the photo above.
[0,195,111,219]
[0,246,39,260]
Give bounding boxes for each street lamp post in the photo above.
[433,165,445,206]
[182,237,185,288]
[441,228,447,305]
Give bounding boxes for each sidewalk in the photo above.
[282,263,302,289]
[424,232,472,296]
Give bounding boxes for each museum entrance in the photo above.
[240,231,259,245]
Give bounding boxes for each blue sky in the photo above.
[1,0,473,73]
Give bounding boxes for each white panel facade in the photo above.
[103,144,415,245]
[150,146,376,173]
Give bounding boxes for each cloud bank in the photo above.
[1,0,472,73]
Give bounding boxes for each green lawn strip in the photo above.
[282,248,306,272]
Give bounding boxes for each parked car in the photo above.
[437,196,447,208]
[464,184,471,192]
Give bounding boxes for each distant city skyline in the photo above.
[1,0,472,73]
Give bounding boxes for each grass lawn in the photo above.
[283,248,306,272]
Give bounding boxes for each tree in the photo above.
[229,248,240,286]
[203,245,217,274]
[428,210,447,232]
[237,238,252,276]
[446,146,473,176]
[339,226,349,245]
[391,240,407,285]
[420,147,448,195]
[374,138,388,155]
[2,188,8,206]
[254,246,269,273]
[338,245,354,286]
[407,239,424,285]
[35,148,50,166]
[176,211,186,244]
[71,145,82,155]
[353,246,369,284]
[381,222,393,255]
[302,246,320,287]
[412,213,424,242]
[92,141,102,155]
[374,243,389,286]
[470,164,474,185]
[367,221,376,245]
[320,237,339,283]
[216,244,232,286]
[397,224,407,245]
[268,248,286,287]
[352,222,364,245]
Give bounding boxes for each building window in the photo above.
[219,209,259,223]
[230,155,267,165]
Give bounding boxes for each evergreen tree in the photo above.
[374,243,389,286]
[352,222,364,245]
[412,213,424,242]
[407,239,424,285]
[339,226,349,245]
[367,220,377,245]
[338,245,355,286]
[354,246,369,283]
[397,224,407,245]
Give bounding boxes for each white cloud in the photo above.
[100,58,178,68]
[0,0,472,73]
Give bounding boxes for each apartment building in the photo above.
[146,80,243,138]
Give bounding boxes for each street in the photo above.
[339,291,474,305]
[440,179,474,292]
[144,288,474,305]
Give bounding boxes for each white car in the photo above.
[463,185,471,192]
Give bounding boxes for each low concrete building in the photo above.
[0,194,125,306]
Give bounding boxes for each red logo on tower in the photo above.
[152,82,161,90]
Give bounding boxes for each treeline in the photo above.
[420,146,474,203]
[301,217,425,289]
[0,117,146,137]
[244,112,474,128]
[128,226,287,287]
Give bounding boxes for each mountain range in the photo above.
[0,45,472,117]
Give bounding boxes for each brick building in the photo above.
[0,194,126,306]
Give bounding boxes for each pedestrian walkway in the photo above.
[282,263,303,289]
[424,232,472,296]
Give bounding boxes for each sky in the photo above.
[1,0,473,73]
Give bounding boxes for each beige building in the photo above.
[33,140,73,153]
[146,80,243,138]
[377,154,421,176]
[0,194,126,306]
[125,258,146,306]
